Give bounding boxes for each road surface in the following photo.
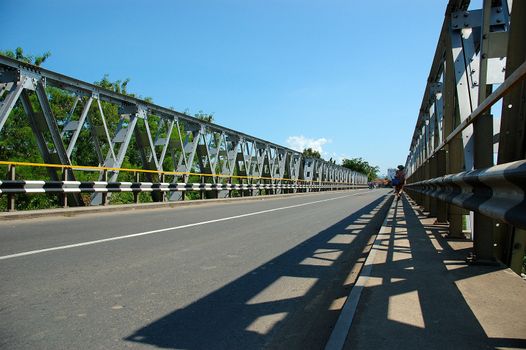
[0,189,391,349]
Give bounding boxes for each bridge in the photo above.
[1,0,525,349]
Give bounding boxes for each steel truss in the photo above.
[0,55,366,206]
[405,0,526,274]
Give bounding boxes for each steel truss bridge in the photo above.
[0,1,525,349]
[404,0,526,274]
[0,0,524,276]
[0,55,366,208]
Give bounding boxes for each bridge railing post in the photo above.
[7,164,16,212]
[102,170,108,206]
[61,168,68,208]
[160,173,165,202]
[200,176,205,200]
[429,155,438,217]
[435,149,448,223]
[134,172,140,204]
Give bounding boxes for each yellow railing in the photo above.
[0,160,351,185]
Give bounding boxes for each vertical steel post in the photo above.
[200,176,205,200]
[435,149,448,223]
[134,172,140,204]
[497,0,526,273]
[444,28,465,238]
[429,155,438,217]
[7,164,16,212]
[472,0,496,262]
[472,107,495,260]
[446,140,465,238]
[416,138,425,206]
[102,169,108,206]
[62,168,68,208]
[160,173,165,202]
[416,166,422,205]
[423,161,431,212]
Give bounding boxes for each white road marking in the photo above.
[0,190,368,261]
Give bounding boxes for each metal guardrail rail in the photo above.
[0,160,362,207]
[0,55,367,209]
[407,160,526,229]
[404,0,526,274]
[0,181,357,194]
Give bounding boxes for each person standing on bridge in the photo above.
[392,165,405,200]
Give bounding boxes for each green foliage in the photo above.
[0,47,51,66]
[194,110,214,123]
[341,157,379,181]
[302,148,321,159]
[184,109,215,123]
[94,74,130,95]
[0,48,154,209]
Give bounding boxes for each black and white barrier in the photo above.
[0,181,364,194]
[405,160,526,229]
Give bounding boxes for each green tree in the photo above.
[94,74,130,95]
[0,47,51,66]
[342,157,379,181]
[0,48,155,207]
[0,48,56,209]
[302,148,321,159]
[194,110,214,123]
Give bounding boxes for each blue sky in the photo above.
[1,0,449,175]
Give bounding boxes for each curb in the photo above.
[0,189,368,221]
[324,194,397,350]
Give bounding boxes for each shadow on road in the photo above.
[125,193,392,350]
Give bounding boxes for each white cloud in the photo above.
[286,135,331,153]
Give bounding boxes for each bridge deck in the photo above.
[0,189,390,349]
[337,195,526,350]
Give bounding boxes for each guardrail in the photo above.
[406,160,526,229]
[0,181,354,194]
[0,160,366,211]
[404,0,526,274]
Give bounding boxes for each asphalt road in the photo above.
[0,189,391,350]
